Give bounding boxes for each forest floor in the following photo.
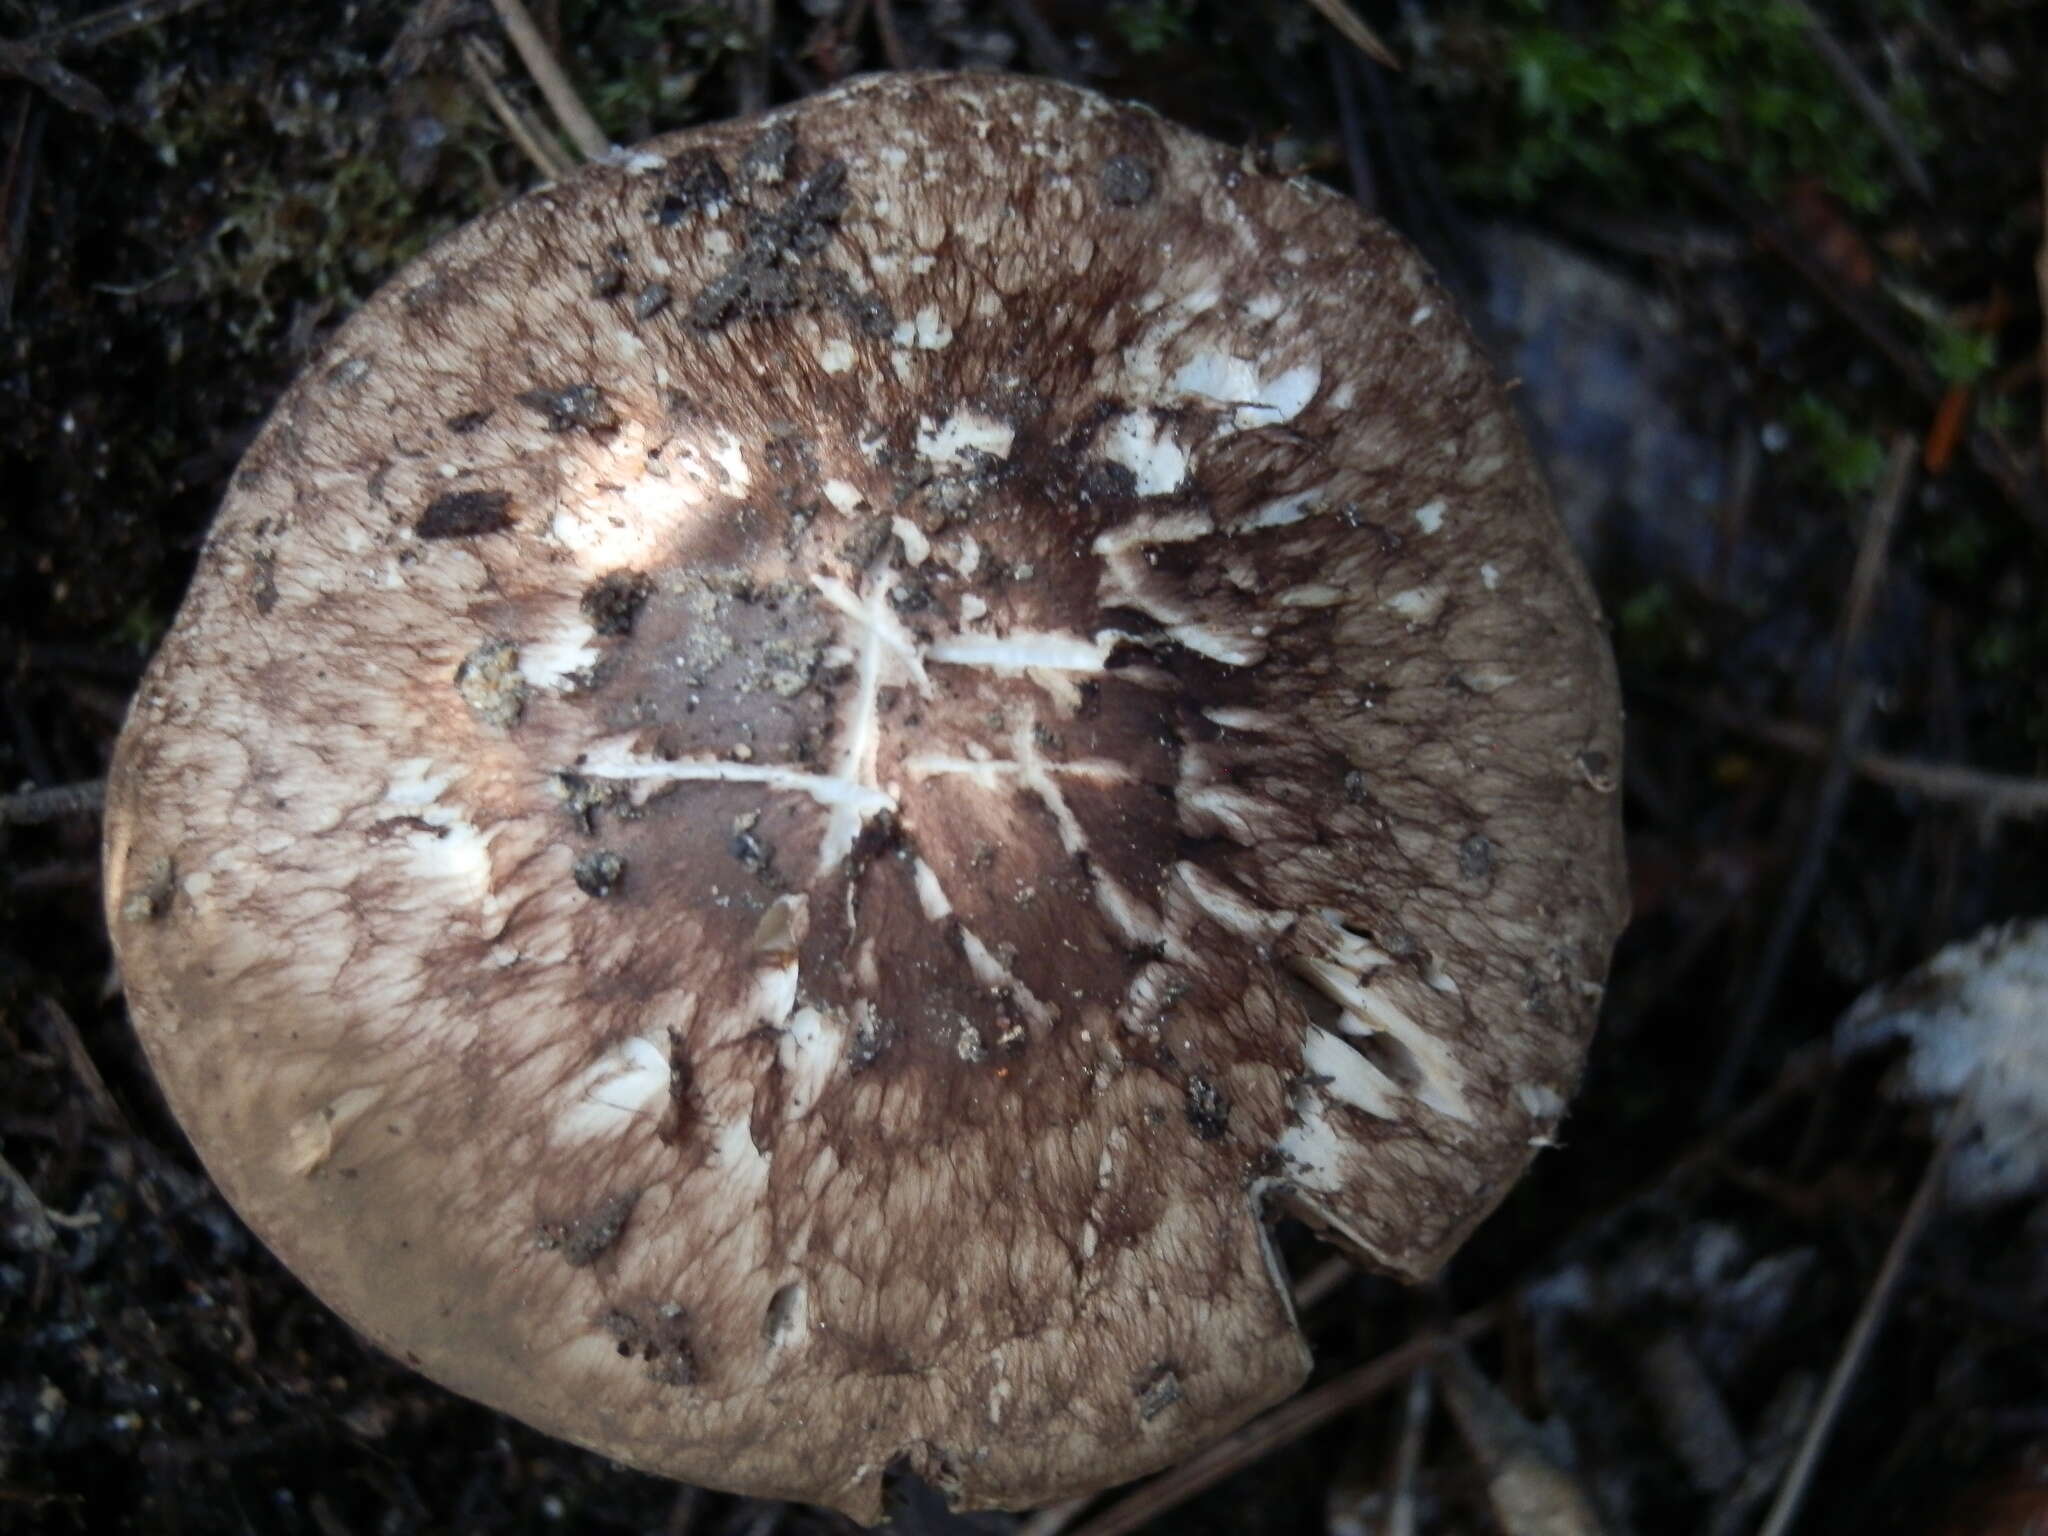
[3,2,2047,1534]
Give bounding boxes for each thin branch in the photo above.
[736,0,773,117]
[1687,699,2048,823]
[1067,1308,1500,1536]
[1781,0,1931,199]
[487,0,608,161]
[1708,437,1914,1116]
[1305,0,1400,69]
[999,0,1079,82]
[30,0,219,54]
[0,38,114,120]
[1756,1123,1957,1536]
[872,0,911,72]
[459,36,576,180]
[0,778,105,826]
[1689,165,2044,531]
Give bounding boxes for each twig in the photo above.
[1329,45,1375,213]
[1291,1253,1355,1313]
[0,39,114,120]
[1384,1365,1434,1536]
[1019,1495,1092,1536]
[0,90,44,328]
[30,0,219,54]
[487,0,608,160]
[1067,1308,1500,1536]
[1305,0,1400,69]
[0,777,106,826]
[1831,436,1918,697]
[1439,1344,1604,1536]
[736,0,773,117]
[459,36,576,180]
[999,0,1079,82]
[872,0,911,72]
[1699,706,2048,823]
[1707,438,1913,1116]
[1781,0,1930,198]
[1756,1121,1958,1536]
[1689,164,2044,531]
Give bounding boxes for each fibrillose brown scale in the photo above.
[102,72,1627,1519]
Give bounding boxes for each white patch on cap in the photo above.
[1100,411,1188,496]
[890,515,930,564]
[1174,862,1295,940]
[777,1007,843,1119]
[822,479,866,513]
[1301,1024,1402,1119]
[1410,303,1435,325]
[1481,563,1502,591]
[1237,490,1324,530]
[1516,1082,1566,1120]
[517,622,601,690]
[1096,548,1265,666]
[284,1086,384,1176]
[1092,510,1213,556]
[710,434,751,489]
[911,858,953,921]
[1413,499,1447,534]
[710,1114,771,1202]
[1291,951,1472,1124]
[377,761,496,899]
[1385,586,1445,624]
[816,337,856,373]
[926,630,1123,672]
[915,410,1016,467]
[557,1034,671,1142]
[1278,584,1345,608]
[1168,353,1320,429]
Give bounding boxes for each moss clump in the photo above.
[1422,0,1932,212]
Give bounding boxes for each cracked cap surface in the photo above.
[103,71,1628,1519]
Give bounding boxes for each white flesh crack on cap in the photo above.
[103,72,1628,1521]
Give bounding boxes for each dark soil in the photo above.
[4,3,2047,1534]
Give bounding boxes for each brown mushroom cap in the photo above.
[103,72,1626,1518]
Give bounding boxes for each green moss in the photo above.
[1431,0,1932,212]
[1783,393,1887,497]
[1110,0,1199,55]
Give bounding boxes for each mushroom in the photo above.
[102,72,1627,1518]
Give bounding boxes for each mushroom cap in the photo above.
[104,72,1626,1519]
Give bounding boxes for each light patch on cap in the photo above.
[377,760,496,898]
[1481,563,1502,591]
[915,410,1016,467]
[1292,954,1472,1124]
[816,337,856,373]
[1092,509,1213,556]
[1100,411,1188,496]
[710,434,752,489]
[1413,499,1447,534]
[823,479,866,514]
[777,1007,844,1119]
[1168,353,1320,429]
[891,305,954,350]
[1516,1082,1566,1120]
[518,621,601,690]
[926,629,1122,672]
[1237,490,1323,531]
[1300,1024,1402,1119]
[890,516,930,564]
[284,1085,385,1175]
[557,1034,671,1142]
[1174,862,1295,940]
[1385,586,1445,625]
[710,1114,772,1203]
